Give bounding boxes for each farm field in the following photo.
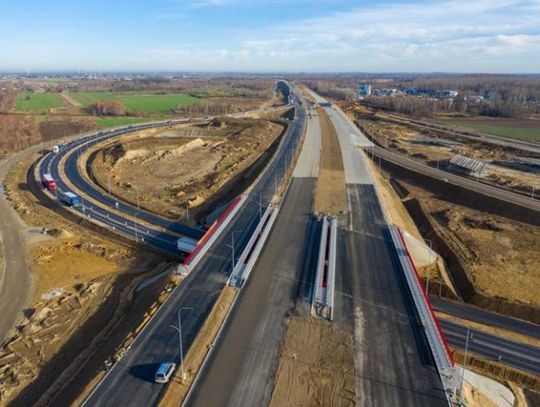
[68,92,199,115]
[15,92,66,112]
[438,117,540,143]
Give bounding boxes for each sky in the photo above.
[0,0,539,73]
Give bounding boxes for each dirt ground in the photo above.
[0,143,165,405]
[401,180,540,308]
[90,118,284,220]
[160,286,236,407]
[269,316,355,407]
[314,107,347,214]
[462,381,499,407]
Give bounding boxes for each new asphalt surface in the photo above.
[79,92,306,407]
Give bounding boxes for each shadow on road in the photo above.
[129,363,161,382]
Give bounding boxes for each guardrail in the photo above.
[312,215,337,320]
[177,195,245,276]
[227,205,277,287]
[389,225,457,399]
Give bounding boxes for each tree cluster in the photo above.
[0,89,18,113]
[90,100,126,116]
[0,116,40,152]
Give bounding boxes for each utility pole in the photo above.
[169,307,192,384]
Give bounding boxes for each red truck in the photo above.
[42,173,57,192]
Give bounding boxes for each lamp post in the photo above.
[424,239,433,294]
[459,325,472,400]
[225,230,242,273]
[169,307,193,384]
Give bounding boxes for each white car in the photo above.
[155,362,176,383]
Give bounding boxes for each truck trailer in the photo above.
[177,237,198,255]
[42,174,57,192]
[58,189,81,208]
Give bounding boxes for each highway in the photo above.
[439,319,540,376]
[186,92,319,407]
[314,91,448,406]
[432,297,540,340]
[76,86,306,407]
[371,145,540,214]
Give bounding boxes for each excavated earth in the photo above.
[90,117,285,221]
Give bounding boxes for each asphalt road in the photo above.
[310,90,447,406]
[439,319,540,376]
[432,297,540,340]
[80,91,306,407]
[186,178,317,407]
[342,185,447,406]
[372,146,540,213]
[186,94,319,407]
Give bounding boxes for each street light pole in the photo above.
[226,230,242,273]
[460,325,471,399]
[134,211,139,242]
[170,307,193,384]
[424,239,432,294]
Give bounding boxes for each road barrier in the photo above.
[227,205,278,287]
[178,195,244,276]
[312,215,337,320]
[389,225,457,400]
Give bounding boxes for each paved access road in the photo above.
[186,92,318,407]
[79,89,306,407]
[432,297,540,340]
[440,319,540,376]
[373,146,540,213]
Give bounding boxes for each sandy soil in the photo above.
[402,181,540,307]
[0,278,113,403]
[462,381,499,407]
[269,316,355,407]
[314,107,347,214]
[160,286,236,407]
[91,118,283,220]
[0,143,166,404]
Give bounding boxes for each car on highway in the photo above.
[155,362,176,383]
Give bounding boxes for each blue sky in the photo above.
[1,0,539,73]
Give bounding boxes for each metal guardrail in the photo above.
[389,226,458,399]
[312,215,336,320]
[227,205,277,287]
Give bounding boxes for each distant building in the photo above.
[358,82,371,97]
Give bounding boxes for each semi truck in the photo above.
[41,174,57,192]
[177,237,198,255]
[57,189,81,208]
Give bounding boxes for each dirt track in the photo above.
[314,107,347,214]
[269,316,355,407]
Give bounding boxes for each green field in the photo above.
[440,118,540,143]
[68,92,199,115]
[95,117,156,128]
[15,92,66,112]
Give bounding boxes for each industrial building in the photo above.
[358,82,371,97]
